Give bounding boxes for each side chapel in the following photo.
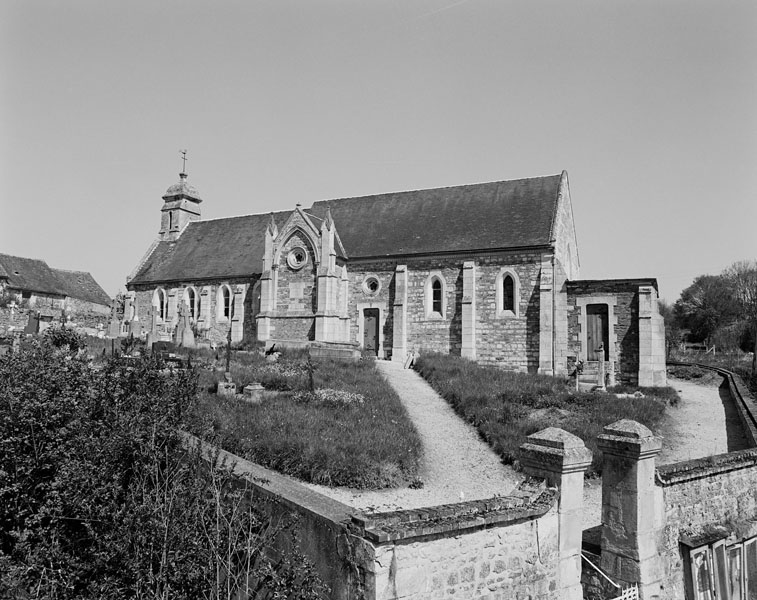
[125,170,666,385]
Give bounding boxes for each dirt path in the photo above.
[302,360,522,512]
[582,374,750,528]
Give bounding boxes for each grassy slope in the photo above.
[193,353,422,489]
[414,353,678,475]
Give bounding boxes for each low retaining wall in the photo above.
[185,426,592,599]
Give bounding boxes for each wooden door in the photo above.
[586,304,609,361]
[363,309,379,356]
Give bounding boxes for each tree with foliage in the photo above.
[658,300,681,358]
[673,274,740,346]
[724,260,757,374]
[0,334,327,599]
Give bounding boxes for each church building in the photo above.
[125,170,666,385]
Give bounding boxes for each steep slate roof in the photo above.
[129,174,562,285]
[0,254,66,296]
[129,211,293,285]
[309,174,562,258]
[0,253,111,306]
[52,269,112,306]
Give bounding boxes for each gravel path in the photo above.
[302,360,522,512]
[582,373,750,528]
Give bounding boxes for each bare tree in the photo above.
[724,260,757,374]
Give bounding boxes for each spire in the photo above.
[324,206,334,229]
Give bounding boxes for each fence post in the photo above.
[597,420,663,599]
[521,427,592,600]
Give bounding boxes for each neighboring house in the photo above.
[126,170,666,385]
[0,253,111,332]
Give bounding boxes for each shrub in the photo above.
[0,334,327,599]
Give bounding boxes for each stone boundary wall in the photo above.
[654,449,757,599]
[183,428,590,599]
[0,306,29,334]
[584,365,757,600]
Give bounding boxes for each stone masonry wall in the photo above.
[655,451,757,599]
[187,431,582,600]
[473,251,544,371]
[567,281,640,384]
[131,276,254,345]
[346,251,546,370]
[366,502,559,599]
[269,231,318,341]
[347,261,396,357]
[0,306,32,334]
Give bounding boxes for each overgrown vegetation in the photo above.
[669,259,757,375]
[414,353,677,475]
[0,334,327,599]
[192,353,422,489]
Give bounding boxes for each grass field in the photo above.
[191,351,423,489]
[414,353,678,475]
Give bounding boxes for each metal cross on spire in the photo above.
[180,149,188,174]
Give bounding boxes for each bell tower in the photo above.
[159,152,202,242]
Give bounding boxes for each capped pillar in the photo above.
[597,420,663,598]
[520,427,592,600]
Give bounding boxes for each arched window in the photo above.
[185,287,199,319]
[168,212,173,230]
[424,272,447,319]
[153,288,167,321]
[502,275,515,312]
[218,285,233,320]
[495,269,520,317]
[432,279,442,314]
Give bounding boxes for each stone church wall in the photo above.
[566,281,640,384]
[473,251,544,371]
[347,252,547,371]
[269,231,318,341]
[131,277,254,346]
[347,261,396,357]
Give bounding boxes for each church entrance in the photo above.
[586,304,609,361]
[363,308,379,356]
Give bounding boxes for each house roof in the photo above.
[52,269,112,306]
[0,254,66,296]
[128,174,563,285]
[0,253,111,306]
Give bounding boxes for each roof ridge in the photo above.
[312,173,564,205]
[194,209,293,224]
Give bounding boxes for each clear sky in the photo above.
[2,0,755,302]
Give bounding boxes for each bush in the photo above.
[0,334,326,599]
[414,353,676,475]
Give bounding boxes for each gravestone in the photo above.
[146,307,158,348]
[107,300,121,337]
[173,302,196,348]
